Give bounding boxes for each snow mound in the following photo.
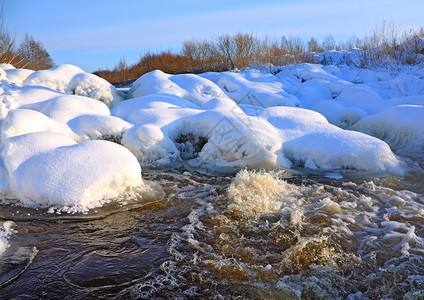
[352,105,424,155]
[23,64,123,107]
[1,108,77,141]
[4,69,34,84]
[263,106,402,174]
[113,93,280,170]
[111,89,402,174]
[0,132,143,210]
[201,71,300,107]
[130,70,229,106]
[68,114,133,142]
[0,64,15,71]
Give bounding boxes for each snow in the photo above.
[0,63,15,71]
[68,114,133,142]
[1,60,424,211]
[4,69,34,84]
[22,64,123,107]
[200,71,300,107]
[1,108,77,141]
[130,70,229,106]
[352,105,424,155]
[0,132,143,209]
[263,106,401,173]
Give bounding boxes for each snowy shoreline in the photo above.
[0,62,423,213]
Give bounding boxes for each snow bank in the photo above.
[22,64,123,107]
[272,64,424,156]
[68,114,133,142]
[352,105,424,155]
[112,85,402,174]
[0,64,15,71]
[1,62,421,209]
[0,132,143,210]
[1,108,77,141]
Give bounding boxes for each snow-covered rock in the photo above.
[23,64,123,107]
[0,132,143,210]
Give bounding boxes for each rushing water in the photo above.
[1,162,424,299]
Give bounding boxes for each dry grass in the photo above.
[94,51,215,84]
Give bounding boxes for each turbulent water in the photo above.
[1,163,424,299]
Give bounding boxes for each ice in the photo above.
[23,64,123,107]
[0,132,143,210]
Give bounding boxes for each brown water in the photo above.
[1,165,424,299]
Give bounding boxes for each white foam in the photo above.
[227,169,301,215]
[0,221,16,256]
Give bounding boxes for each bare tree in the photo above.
[0,4,27,67]
[17,33,54,70]
[216,34,235,69]
[307,37,320,52]
[322,35,336,51]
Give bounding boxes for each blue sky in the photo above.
[3,0,424,72]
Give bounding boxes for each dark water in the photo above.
[1,167,424,299]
